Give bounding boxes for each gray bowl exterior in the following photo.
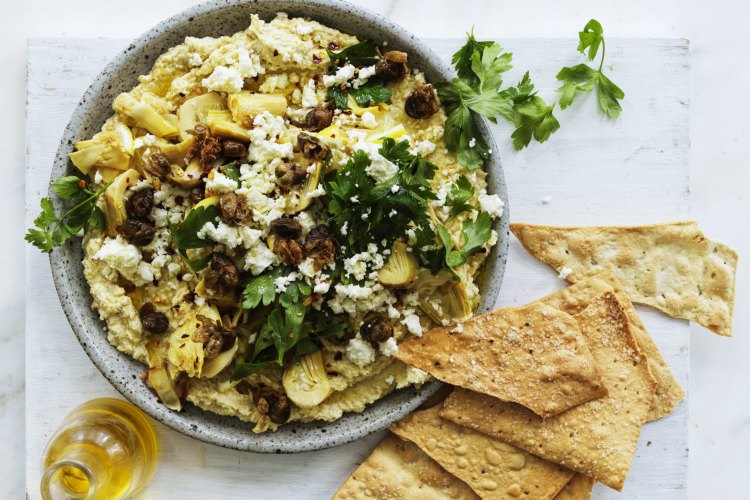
[48,0,509,453]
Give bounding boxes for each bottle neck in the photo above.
[40,447,109,500]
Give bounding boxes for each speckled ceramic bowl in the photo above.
[49,0,509,453]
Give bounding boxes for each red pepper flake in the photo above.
[78,180,86,188]
[312,54,321,64]
[328,42,340,51]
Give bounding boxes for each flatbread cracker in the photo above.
[333,434,479,500]
[395,302,607,418]
[539,270,684,421]
[390,406,574,499]
[553,475,596,500]
[510,221,737,336]
[441,293,657,491]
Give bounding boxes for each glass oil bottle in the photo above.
[40,398,158,499]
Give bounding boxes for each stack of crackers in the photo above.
[334,222,737,499]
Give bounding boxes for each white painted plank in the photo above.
[26,37,688,499]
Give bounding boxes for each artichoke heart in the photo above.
[166,157,205,189]
[69,121,134,175]
[284,161,321,214]
[167,306,221,378]
[201,339,238,378]
[177,92,226,140]
[113,92,179,138]
[206,110,253,142]
[282,351,332,408]
[228,91,287,127]
[146,364,183,411]
[419,280,473,324]
[378,240,418,288]
[102,168,141,236]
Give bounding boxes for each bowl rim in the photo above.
[48,0,509,453]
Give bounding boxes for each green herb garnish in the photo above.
[556,19,625,118]
[447,175,476,218]
[326,40,378,67]
[436,211,493,269]
[25,176,110,253]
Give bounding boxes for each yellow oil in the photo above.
[41,398,158,500]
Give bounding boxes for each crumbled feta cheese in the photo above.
[313,280,330,294]
[323,64,356,87]
[468,137,477,148]
[301,78,319,108]
[202,66,244,93]
[298,257,318,278]
[205,171,238,194]
[194,294,206,307]
[387,305,401,319]
[379,337,398,357]
[93,236,152,286]
[451,323,464,333]
[197,221,262,249]
[340,221,349,236]
[274,272,300,293]
[259,73,290,93]
[243,241,276,275]
[188,53,203,67]
[558,267,573,280]
[401,313,423,337]
[360,111,378,128]
[296,211,316,235]
[346,337,376,367]
[93,170,103,184]
[237,48,265,78]
[143,134,156,146]
[295,23,313,35]
[351,65,377,89]
[364,154,398,183]
[390,184,400,193]
[411,140,436,157]
[478,193,505,218]
[350,195,359,203]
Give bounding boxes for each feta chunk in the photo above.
[478,193,505,218]
[401,313,423,337]
[323,64,356,87]
[205,171,238,195]
[379,337,398,357]
[360,111,378,128]
[202,66,244,94]
[346,337,376,367]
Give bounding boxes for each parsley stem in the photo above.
[598,39,606,73]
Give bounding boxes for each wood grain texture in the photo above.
[25,37,689,499]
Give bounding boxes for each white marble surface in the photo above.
[3,0,749,499]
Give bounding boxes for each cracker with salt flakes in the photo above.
[553,474,596,500]
[394,302,607,418]
[538,270,684,421]
[333,434,479,500]
[390,406,574,499]
[441,293,657,491]
[510,221,737,336]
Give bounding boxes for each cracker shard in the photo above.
[538,270,684,421]
[510,221,738,336]
[554,474,596,500]
[395,301,607,418]
[332,434,479,500]
[441,292,657,491]
[390,406,574,499]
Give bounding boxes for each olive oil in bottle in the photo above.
[40,398,158,500]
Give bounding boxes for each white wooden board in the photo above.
[25,37,689,498]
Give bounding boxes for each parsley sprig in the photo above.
[324,139,437,261]
[25,176,109,253]
[168,202,219,272]
[556,19,625,118]
[233,268,346,380]
[437,31,560,163]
